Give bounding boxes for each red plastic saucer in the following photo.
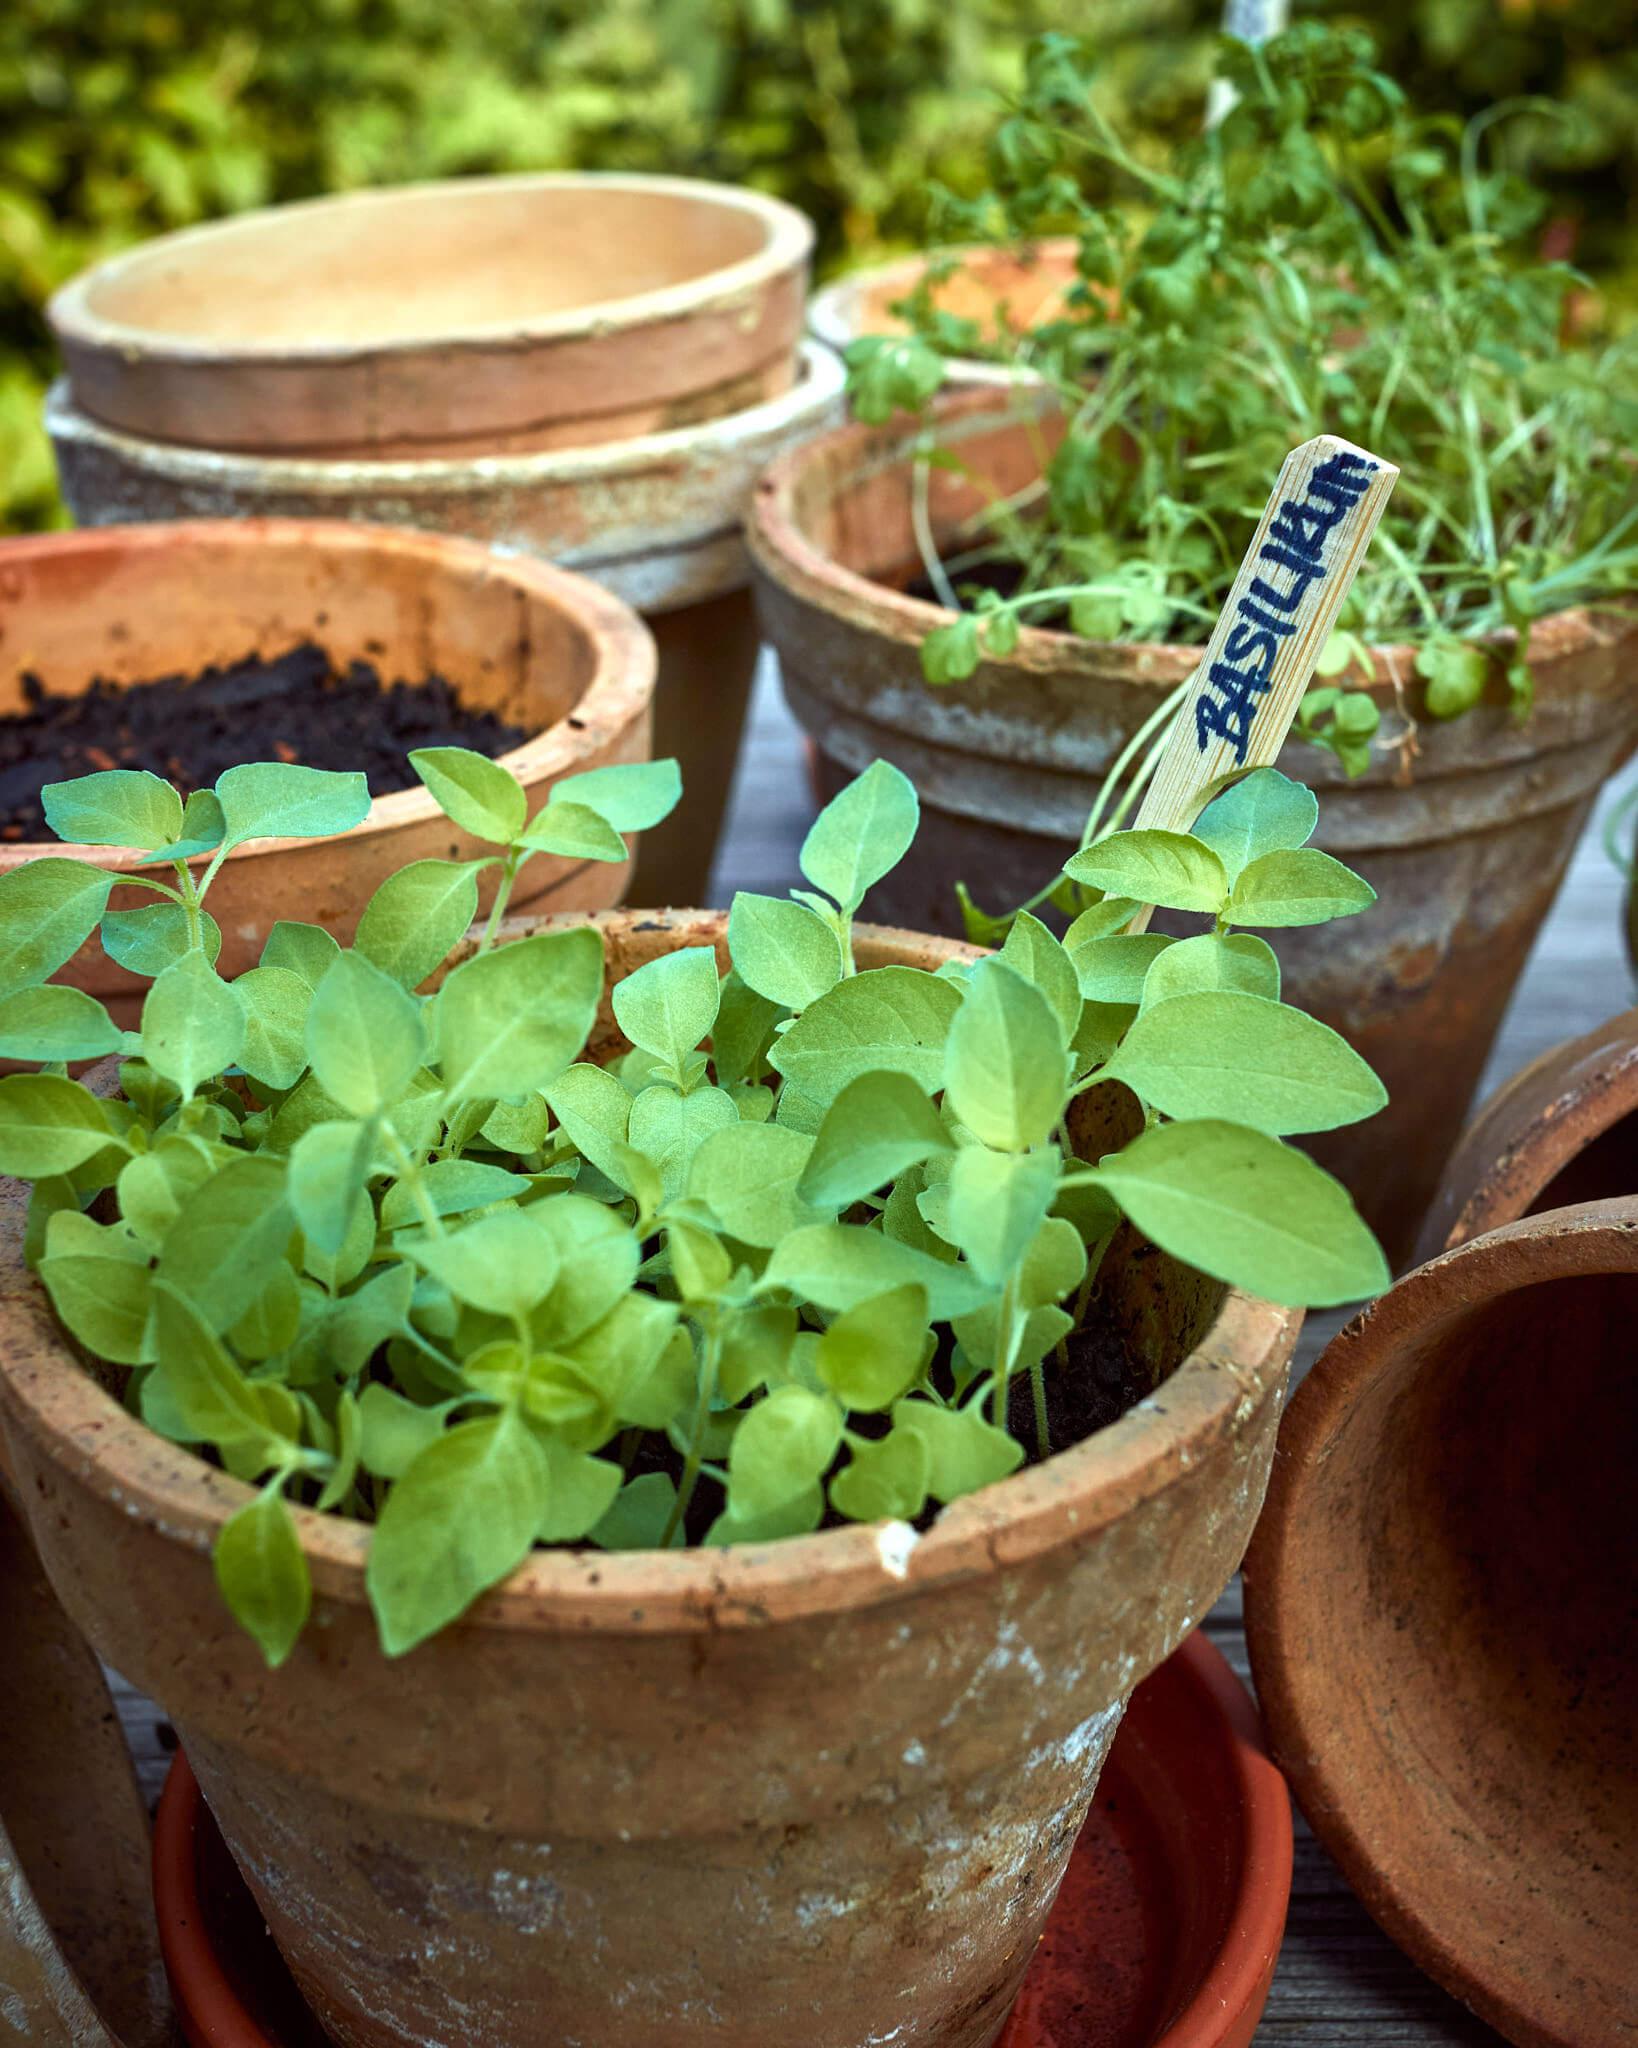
[154,1631,1291,2048]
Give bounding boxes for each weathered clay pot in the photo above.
[1242,1198,1638,2048]
[47,344,846,908]
[808,240,1081,386]
[746,394,1638,1266]
[0,910,1299,2048]
[48,175,813,460]
[0,520,655,1023]
[0,1489,169,2048]
[1416,1006,1638,1259]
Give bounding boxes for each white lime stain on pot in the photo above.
[874,1519,920,1579]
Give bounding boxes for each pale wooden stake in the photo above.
[1124,434,1397,937]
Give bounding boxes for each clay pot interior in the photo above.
[0,519,601,746]
[811,242,1081,358]
[72,185,772,351]
[1244,1204,1638,2047]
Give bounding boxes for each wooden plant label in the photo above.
[1133,433,1398,841]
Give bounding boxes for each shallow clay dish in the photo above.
[49,174,812,459]
[153,1633,1291,2048]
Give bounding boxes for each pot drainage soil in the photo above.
[0,642,528,840]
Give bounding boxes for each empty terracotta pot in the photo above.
[746,393,1638,1267]
[47,344,846,908]
[808,240,1081,386]
[1242,1198,1638,2048]
[0,520,655,1020]
[0,910,1300,2048]
[48,175,813,459]
[1416,1006,1638,1259]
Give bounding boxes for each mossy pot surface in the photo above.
[0,910,1298,2048]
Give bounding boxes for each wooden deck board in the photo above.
[108,658,1636,2041]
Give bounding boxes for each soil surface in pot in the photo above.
[0,642,527,839]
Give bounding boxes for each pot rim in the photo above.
[48,172,814,369]
[43,342,847,493]
[1242,1194,1638,2047]
[807,237,1081,366]
[746,387,1625,698]
[0,909,1298,1638]
[0,517,656,873]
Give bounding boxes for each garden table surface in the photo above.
[108,657,1635,2045]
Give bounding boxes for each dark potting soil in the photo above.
[0,641,528,840]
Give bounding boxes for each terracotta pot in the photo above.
[47,344,846,908]
[1416,1006,1638,1259]
[149,1631,1292,2048]
[1242,1198,1638,2048]
[809,241,1081,386]
[0,1489,169,2048]
[0,909,1299,2048]
[0,520,654,1024]
[49,175,813,460]
[746,394,1638,1267]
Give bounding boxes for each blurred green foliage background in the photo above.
[2,0,1633,530]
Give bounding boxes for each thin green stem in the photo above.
[478,849,525,954]
[661,1323,719,1548]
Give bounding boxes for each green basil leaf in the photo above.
[1064,829,1228,915]
[216,762,371,848]
[535,1440,624,1544]
[1226,849,1377,928]
[0,1074,117,1178]
[761,1222,989,1321]
[260,921,342,990]
[358,1384,455,1480]
[530,1196,642,1345]
[1066,932,1173,1004]
[229,1259,303,1359]
[42,768,182,851]
[998,911,1081,1043]
[287,1120,373,1258]
[0,984,123,1062]
[1141,932,1281,1006]
[1108,990,1386,1133]
[1192,767,1318,882]
[943,1145,1060,1286]
[407,746,526,844]
[727,893,844,1012]
[591,1471,681,1551]
[306,951,426,1119]
[545,1061,633,1185]
[627,1082,738,1203]
[140,951,244,1100]
[517,799,626,861]
[0,860,114,998]
[688,1119,820,1248]
[234,965,313,1092]
[815,1282,930,1412]
[406,1209,560,1320]
[767,966,961,1108]
[828,1423,932,1523]
[154,1154,293,1333]
[355,859,484,990]
[117,1136,217,1252]
[798,1070,953,1210]
[149,1280,281,1455]
[728,1385,843,1520]
[366,1409,551,1655]
[710,969,784,1090]
[435,926,603,1102]
[137,789,227,865]
[611,945,721,1075]
[945,958,1068,1152]
[215,1486,311,1668]
[102,901,222,978]
[379,1158,528,1231]
[798,759,919,915]
[894,1395,1023,1502]
[1093,1119,1389,1306]
[703,1482,826,1548]
[38,1249,154,1364]
[551,759,681,834]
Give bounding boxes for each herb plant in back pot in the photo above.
[0,745,1385,2048]
[750,21,1638,1264]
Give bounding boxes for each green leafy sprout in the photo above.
[845,21,1638,775]
[0,749,1387,1663]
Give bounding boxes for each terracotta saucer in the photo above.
[154,1632,1290,2048]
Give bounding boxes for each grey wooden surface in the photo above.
[107,659,1637,2043]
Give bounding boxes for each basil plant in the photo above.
[0,748,1387,1663]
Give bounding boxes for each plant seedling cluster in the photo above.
[0,749,1387,1662]
[848,22,1638,767]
